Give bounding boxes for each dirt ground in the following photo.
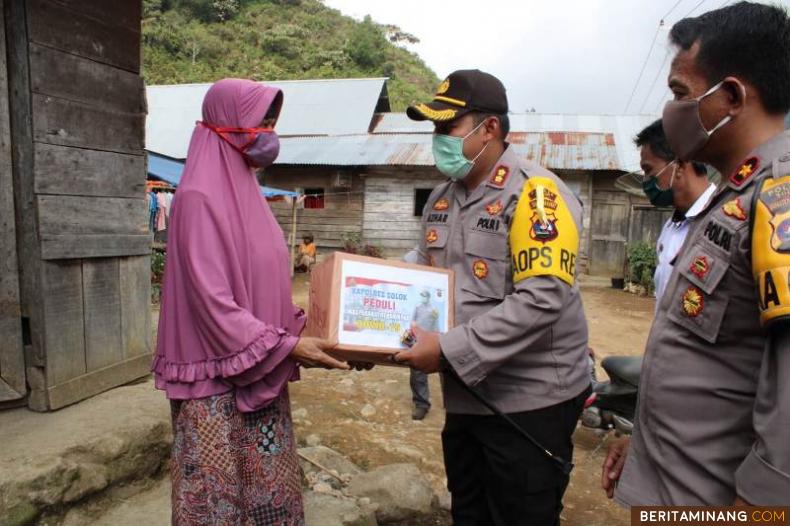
[288,274,655,526]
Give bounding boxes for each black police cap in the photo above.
[407,69,508,122]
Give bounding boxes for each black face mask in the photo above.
[641,162,676,207]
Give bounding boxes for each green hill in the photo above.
[142,0,440,110]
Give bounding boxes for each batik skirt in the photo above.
[170,389,304,525]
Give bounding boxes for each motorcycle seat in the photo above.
[601,356,642,387]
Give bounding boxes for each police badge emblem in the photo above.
[472,260,489,279]
[426,229,439,244]
[486,200,504,216]
[722,198,747,221]
[682,286,705,317]
[759,180,790,253]
[690,256,710,279]
[529,213,558,242]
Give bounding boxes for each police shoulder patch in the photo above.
[751,175,790,326]
[509,177,580,286]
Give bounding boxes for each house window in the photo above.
[414,188,433,216]
[304,188,325,209]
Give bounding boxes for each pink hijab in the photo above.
[152,79,304,412]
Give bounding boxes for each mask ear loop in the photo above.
[465,119,491,165]
[697,80,734,136]
[668,162,679,189]
[645,160,677,188]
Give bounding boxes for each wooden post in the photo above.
[290,197,298,277]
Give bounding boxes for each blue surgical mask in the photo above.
[432,121,488,180]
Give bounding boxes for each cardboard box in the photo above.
[304,252,455,365]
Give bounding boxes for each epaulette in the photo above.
[487,165,510,188]
[728,156,760,191]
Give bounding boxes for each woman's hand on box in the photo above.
[394,326,442,373]
[292,337,350,370]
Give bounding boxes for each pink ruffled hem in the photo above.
[151,327,295,383]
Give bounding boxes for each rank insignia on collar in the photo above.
[486,200,504,216]
[472,259,489,279]
[426,229,439,244]
[490,165,510,187]
[433,198,450,211]
[730,157,760,187]
[722,198,747,221]
[689,256,710,279]
[682,286,705,317]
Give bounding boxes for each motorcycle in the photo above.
[581,348,641,436]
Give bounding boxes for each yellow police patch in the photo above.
[510,177,580,286]
[752,175,790,326]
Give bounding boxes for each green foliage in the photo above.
[345,15,387,69]
[627,242,657,294]
[142,0,439,110]
[151,248,167,303]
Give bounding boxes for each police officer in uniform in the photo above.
[394,69,591,525]
[603,1,790,505]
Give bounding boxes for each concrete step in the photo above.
[0,378,171,526]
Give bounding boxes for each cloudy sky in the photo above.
[323,0,790,116]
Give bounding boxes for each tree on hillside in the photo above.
[345,15,387,69]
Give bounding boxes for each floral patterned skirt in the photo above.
[170,389,304,526]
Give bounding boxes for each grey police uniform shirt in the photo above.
[616,131,790,506]
[413,145,591,415]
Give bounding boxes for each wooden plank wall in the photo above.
[5,0,151,410]
[555,170,592,273]
[0,0,26,404]
[267,167,364,252]
[589,173,638,277]
[628,206,674,249]
[362,168,444,258]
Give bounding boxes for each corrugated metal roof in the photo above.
[372,112,656,172]
[275,131,620,170]
[146,78,389,159]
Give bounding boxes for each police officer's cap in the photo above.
[407,69,508,123]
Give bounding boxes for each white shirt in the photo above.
[653,183,717,304]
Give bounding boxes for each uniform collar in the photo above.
[685,183,717,220]
[453,144,518,208]
[485,144,519,190]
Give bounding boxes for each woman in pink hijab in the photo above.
[152,78,348,525]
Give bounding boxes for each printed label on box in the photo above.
[338,259,451,349]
